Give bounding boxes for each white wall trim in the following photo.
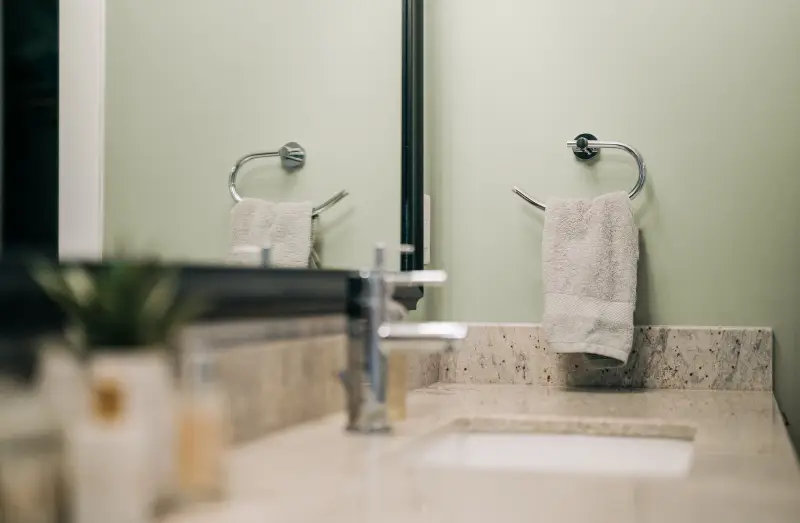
[59,0,105,260]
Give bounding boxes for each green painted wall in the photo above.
[424,1,800,445]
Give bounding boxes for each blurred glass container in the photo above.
[0,389,64,523]
[176,341,229,505]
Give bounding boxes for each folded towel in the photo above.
[542,191,639,367]
[229,198,313,268]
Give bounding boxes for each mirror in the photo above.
[50,1,425,271]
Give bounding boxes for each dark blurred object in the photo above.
[0,262,355,382]
[0,261,61,382]
[2,0,59,259]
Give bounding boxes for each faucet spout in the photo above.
[377,322,468,342]
[341,318,468,433]
[342,246,468,433]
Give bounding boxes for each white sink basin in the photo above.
[415,419,695,479]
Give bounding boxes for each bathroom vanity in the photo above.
[176,312,799,522]
[169,273,799,523]
[165,384,800,523]
[2,262,799,522]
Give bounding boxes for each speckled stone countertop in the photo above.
[168,384,800,523]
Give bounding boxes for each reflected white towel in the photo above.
[542,192,639,367]
[229,198,312,268]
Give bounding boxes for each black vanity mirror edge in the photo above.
[0,262,421,381]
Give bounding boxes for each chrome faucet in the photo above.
[340,244,468,433]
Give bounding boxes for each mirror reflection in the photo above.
[100,1,403,269]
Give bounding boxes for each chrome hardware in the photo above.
[513,133,647,211]
[340,244,468,433]
[384,270,447,286]
[377,322,468,342]
[277,142,306,168]
[228,142,348,217]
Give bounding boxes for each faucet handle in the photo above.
[384,270,447,287]
[377,322,468,341]
[378,322,468,355]
[370,243,446,286]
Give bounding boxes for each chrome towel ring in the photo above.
[228,142,348,217]
[513,133,647,211]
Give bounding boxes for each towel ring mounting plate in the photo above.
[571,133,599,160]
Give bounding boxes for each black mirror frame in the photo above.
[399,0,425,309]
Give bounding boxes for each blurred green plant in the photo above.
[30,260,205,352]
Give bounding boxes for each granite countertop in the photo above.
[168,384,800,523]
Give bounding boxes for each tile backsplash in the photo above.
[185,316,347,444]
[185,318,771,444]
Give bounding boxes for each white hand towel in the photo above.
[229,198,313,268]
[542,191,639,367]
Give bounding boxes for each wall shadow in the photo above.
[634,231,653,325]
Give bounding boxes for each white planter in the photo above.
[37,341,88,428]
[89,349,176,507]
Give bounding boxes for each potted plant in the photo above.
[31,259,205,506]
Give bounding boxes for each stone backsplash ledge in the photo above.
[441,325,772,391]
[187,316,441,444]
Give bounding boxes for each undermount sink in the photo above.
[414,416,696,479]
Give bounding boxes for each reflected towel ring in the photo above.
[228,142,348,217]
[512,133,647,211]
